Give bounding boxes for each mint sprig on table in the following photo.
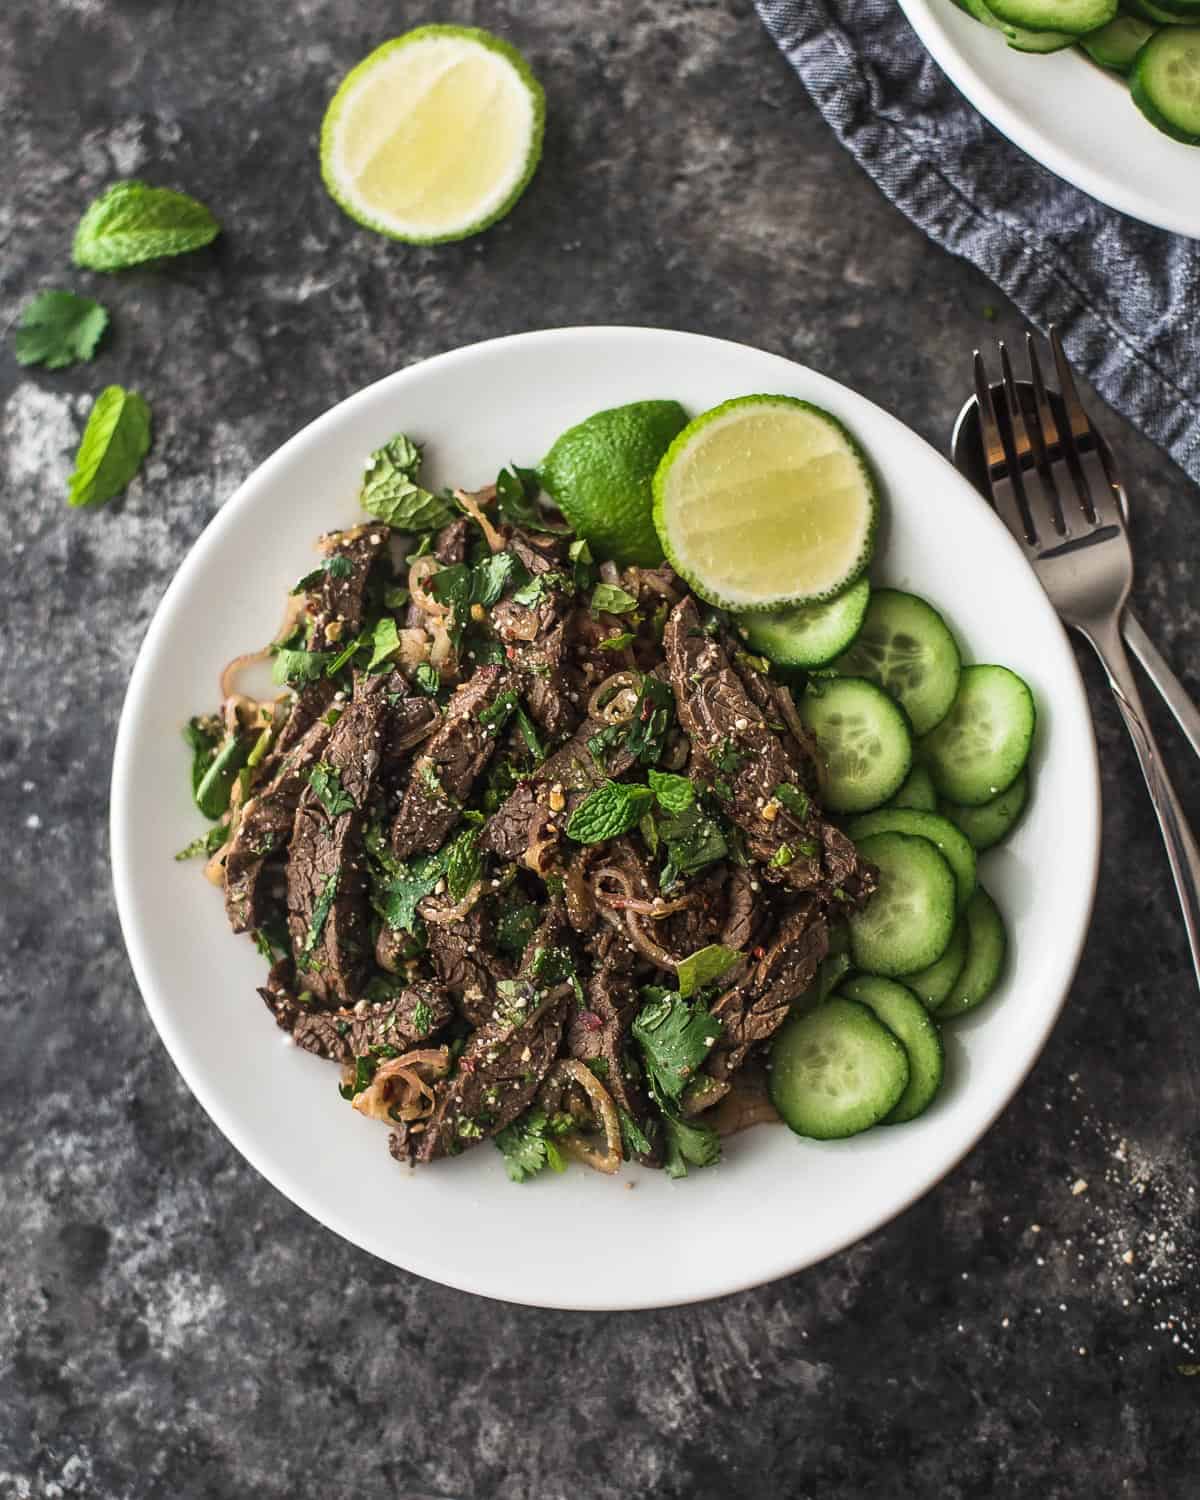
[73,180,220,271]
[13,291,109,369]
[67,385,152,508]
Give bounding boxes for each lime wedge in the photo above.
[652,395,878,610]
[320,26,544,245]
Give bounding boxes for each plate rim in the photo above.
[110,324,1102,1310]
[896,0,1200,241]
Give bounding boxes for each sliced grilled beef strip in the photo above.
[389,664,513,858]
[258,957,303,1033]
[263,525,393,770]
[433,517,471,566]
[291,982,455,1061]
[224,717,331,934]
[423,898,514,1027]
[481,713,638,863]
[286,679,389,1005]
[663,597,871,904]
[709,898,829,1080]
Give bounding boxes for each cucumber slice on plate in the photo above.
[1082,14,1157,69]
[986,0,1118,33]
[1132,27,1200,142]
[940,768,1030,851]
[735,576,870,669]
[904,917,969,1010]
[846,808,977,912]
[920,664,1036,806]
[847,832,958,976]
[887,762,938,812]
[798,677,913,814]
[769,998,910,1139]
[937,887,1008,1019]
[1126,0,1190,21]
[834,588,961,736]
[838,976,945,1124]
[955,0,1077,45]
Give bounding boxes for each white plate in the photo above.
[111,327,1100,1310]
[898,0,1200,239]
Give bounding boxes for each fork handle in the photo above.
[1122,609,1200,764]
[1084,616,1200,990]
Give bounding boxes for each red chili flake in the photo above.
[752,945,766,960]
[578,1010,604,1033]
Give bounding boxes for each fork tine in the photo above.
[1050,326,1121,526]
[1022,333,1068,537]
[973,349,1034,546]
[998,341,1041,544]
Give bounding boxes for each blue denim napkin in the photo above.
[754,0,1200,484]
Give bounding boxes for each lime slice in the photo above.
[539,400,689,567]
[652,395,878,610]
[320,26,544,245]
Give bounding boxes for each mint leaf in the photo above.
[73,181,220,270]
[13,291,108,370]
[359,433,454,532]
[367,616,402,671]
[597,632,635,652]
[445,826,483,902]
[658,801,728,890]
[495,465,543,528]
[632,991,723,1101]
[67,385,151,508]
[271,648,334,687]
[676,943,740,999]
[591,583,638,616]
[647,769,694,816]
[565,780,654,845]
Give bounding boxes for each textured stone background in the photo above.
[2,2,1199,1496]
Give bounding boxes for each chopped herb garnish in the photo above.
[658,800,728,890]
[367,617,402,671]
[775,783,811,820]
[271,647,335,687]
[445,826,483,902]
[174,823,231,861]
[291,553,353,593]
[495,891,539,958]
[711,737,746,773]
[307,762,356,819]
[194,734,251,820]
[647,768,695,816]
[618,1107,653,1158]
[513,705,545,764]
[565,779,654,845]
[413,661,441,696]
[676,943,741,999]
[770,844,794,868]
[597,632,635,652]
[625,674,674,765]
[495,464,545,529]
[359,433,454,532]
[590,582,638,616]
[299,870,340,965]
[410,998,434,1036]
[495,1106,569,1183]
[632,990,723,1102]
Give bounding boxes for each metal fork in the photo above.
[974,329,1200,988]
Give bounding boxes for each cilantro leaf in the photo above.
[647,768,694,816]
[624,674,675,766]
[359,433,454,532]
[413,662,441,695]
[174,823,231,861]
[307,763,356,818]
[618,1107,653,1159]
[631,991,723,1102]
[597,632,635,652]
[565,780,654,844]
[299,871,340,964]
[271,647,335,687]
[661,1109,721,1180]
[67,385,151,508]
[73,180,220,270]
[13,291,108,370]
[658,801,728,890]
[775,783,811,820]
[367,616,402,671]
[676,943,741,999]
[495,1107,569,1183]
[591,583,638,616]
[369,850,444,934]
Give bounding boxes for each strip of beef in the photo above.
[286,678,389,1005]
[664,597,871,904]
[567,926,661,1166]
[481,713,637,864]
[389,664,513,858]
[412,906,572,1162]
[258,957,302,1033]
[709,898,829,1080]
[224,717,331,933]
[492,531,581,743]
[291,982,454,1061]
[422,898,514,1026]
[379,689,439,791]
[433,517,471,566]
[264,525,393,770]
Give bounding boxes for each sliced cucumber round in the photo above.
[834,588,961,737]
[838,976,945,1125]
[798,677,912,814]
[1132,27,1200,142]
[904,917,968,1010]
[887,762,938,812]
[986,0,1118,34]
[846,808,977,913]
[847,832,958,977]
[769,998,910,1139]
[920,664,1036,806]
[735,576,870,669]
[1082,14,1157,71]
[940,768,1030,851]
[956,0,1076,45]
[937,886,1008,1019]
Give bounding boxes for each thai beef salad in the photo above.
[179,396,1036,1182]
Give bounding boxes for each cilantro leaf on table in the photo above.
[565,780,654,844]
[67,385,151,508]
[13,291,109,370]
[495,1107,570,1183]
[676,943,741,999]
[631,990,723,1102]
[359,433,455,532]
[73,180,220,270]
[307,763,356,818]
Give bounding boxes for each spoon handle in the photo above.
[1123,609,1200,763]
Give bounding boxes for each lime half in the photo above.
[320,26,544,245]
[652,395,878,610]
